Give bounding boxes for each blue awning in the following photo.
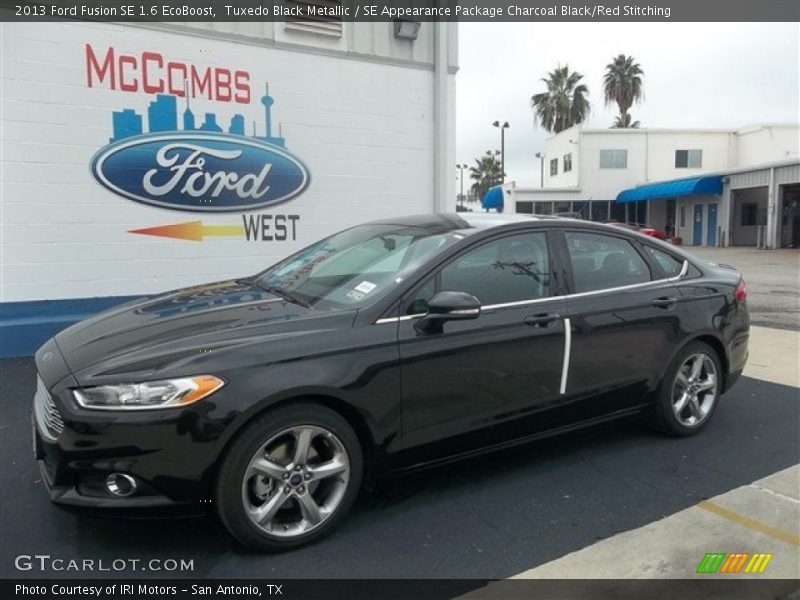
[482,186,504,210]
[616,176,723,203]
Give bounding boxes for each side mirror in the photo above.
[414,291,481,334]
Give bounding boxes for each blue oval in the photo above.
[90,132,310,212]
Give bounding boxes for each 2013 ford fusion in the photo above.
[33,214,749,551]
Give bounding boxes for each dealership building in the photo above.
[506,123,800,249]
[0,18,458,356]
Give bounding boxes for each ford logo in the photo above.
[90,132,310,212]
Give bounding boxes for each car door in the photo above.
[557,228,684,417]
[396,229,568,461]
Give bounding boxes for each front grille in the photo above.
[34,375,64,440]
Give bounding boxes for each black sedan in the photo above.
[32,214,749,551]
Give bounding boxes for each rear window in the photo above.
[643,245,684,278]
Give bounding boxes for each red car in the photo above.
[605,221,667,240]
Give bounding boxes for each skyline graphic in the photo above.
[109,83,286,147]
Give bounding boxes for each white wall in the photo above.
[645,131,732,182]
[735,125,800,167]
[1,21,452,303]
[153,21,458,71]
[542,125,580,188]
[576,130,647,199]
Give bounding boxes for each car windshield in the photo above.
[251,222,465,309]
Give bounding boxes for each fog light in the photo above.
[106,473,137,497]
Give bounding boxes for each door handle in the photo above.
[524,313,561,327]
[652,297,678,309]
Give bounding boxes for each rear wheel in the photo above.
[215,403,362,551]
[649,341,722,436]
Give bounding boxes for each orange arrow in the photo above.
[129,221,245,242]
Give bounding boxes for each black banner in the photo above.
[3,579,800,600]
[2,0,799,22]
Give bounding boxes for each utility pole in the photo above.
[456,164,467,209]
[492,121,510,183]
[535,152,545,188]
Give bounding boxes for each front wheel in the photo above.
[215,403,363,551]
[649,342,722,437]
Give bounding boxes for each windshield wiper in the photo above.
[252,281,311,308]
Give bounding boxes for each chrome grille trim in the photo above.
[34,376,63,441]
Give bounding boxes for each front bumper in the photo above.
[32,342,225,515]
[33,422,203,516]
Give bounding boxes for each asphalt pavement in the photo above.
[686,247,800,331]
[1,356,798,580]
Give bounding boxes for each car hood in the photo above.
[54,280,357,383]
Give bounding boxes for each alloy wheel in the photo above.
[671,353,719,427]
[241,425,350,538]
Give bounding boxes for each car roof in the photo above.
[367,212,592,236]
[458,212,567,229]
[368,211,570,228]
[363,212,702,267]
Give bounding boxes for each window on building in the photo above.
[571,201,589,219]
[563,153,573,173]
[631,200,648,225]
[599,149,627,169]
[680,205,686,228]
[675,149,702,168]
[741,203,766,226]
[609,202,626,222]
[565,232,651,293]
[550,158,558,176]
[283,0,344,37]
[590,201,610,222]
[554,201,572,214]
[534,201,554,215]
[665,199,677,236]
[516,202,533,214]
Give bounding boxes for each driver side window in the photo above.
[405,232,551,314]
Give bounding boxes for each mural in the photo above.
[85,45,309,240]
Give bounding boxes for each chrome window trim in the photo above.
[560,259,688,300]
[480,295,563,311]
[373,260,688,325]
[375,314,420,324]
[559,318,572,395]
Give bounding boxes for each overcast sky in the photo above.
[456,22,800,188]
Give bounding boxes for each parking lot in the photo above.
[1,247,798,582]
[1,357,798,580]
[687,247,800,331]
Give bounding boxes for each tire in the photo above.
[215,403,363,552]
[648,341,723,437]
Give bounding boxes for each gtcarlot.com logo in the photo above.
[696,552,773,574]
[14,554,194,572]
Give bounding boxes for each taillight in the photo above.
[735,279,747,302]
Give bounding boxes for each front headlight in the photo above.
[73,375,224,410]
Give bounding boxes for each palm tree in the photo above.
[612,113,641,129]
[603,54,644,128]
[530,66,591,133]
[469,150,504,202]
